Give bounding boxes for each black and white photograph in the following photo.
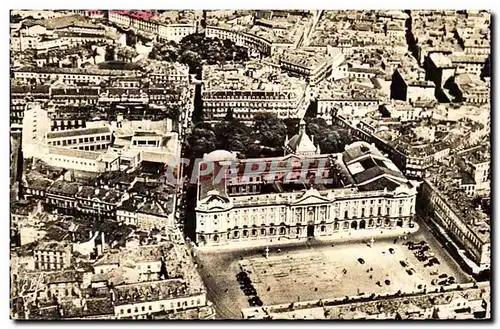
[9,8,491,320]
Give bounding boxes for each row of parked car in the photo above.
[406,240,441,267]
[431,273,456,286]
[236,271,263,307]
[406,240,457,286]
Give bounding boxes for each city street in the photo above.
[195,217,472,319]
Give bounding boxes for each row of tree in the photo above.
[185,111,360,160]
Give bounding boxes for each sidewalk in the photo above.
[195,223,420,253]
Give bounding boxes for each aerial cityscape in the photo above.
[10,9,491,320]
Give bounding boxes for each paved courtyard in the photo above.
[195,219,471,319]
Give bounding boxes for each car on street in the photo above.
[427,258,440,266]
[358,258,365,264]
[239,278,252,285]
[243,288,257,296]
[400,260,408,267]
[406,269,414,275]
[248,296,263,307]
[237,272,248,279]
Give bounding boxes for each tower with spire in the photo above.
[283,119,321,156]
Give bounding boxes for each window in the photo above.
[127,309,131,314]
[120,309,124,314]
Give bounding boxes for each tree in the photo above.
[224,108,235,121]
[186,127,216,159]
[253,113,287,149]
[284,118,300,137]
[214,119,251,153]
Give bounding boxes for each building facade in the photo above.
[195,141,418,246]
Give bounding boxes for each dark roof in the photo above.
[45,270,82,284]
[47,180,81,195]
[353,166,405,185]
[27,178,54,191]
[357,176,402,192]
[11,84,51,94]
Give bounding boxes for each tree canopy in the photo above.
[149,33,249,73]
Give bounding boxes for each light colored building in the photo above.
[13,67,139,85]
[42,146,120,173]
[421,175,490,274]
[108,10,197,42]
[201,63,307,124]
[117,198,174,230]
[33,240,72,271]
[113,280,207,319]
[316,78,383,122]
[21,104,52,159]
[195,141,418,246]
[391,67,436,103]
[451,73,489,105]
[278,47,344,85]
[46,126,112,152]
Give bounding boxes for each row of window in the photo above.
[202,218,401,241]
[119,298,202,315]
[49,135,111,146]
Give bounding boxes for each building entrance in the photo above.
[307,225,315,237]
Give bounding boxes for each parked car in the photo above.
[431,279,438,285]
[385,279,391,285]
[438,280,448,285]
[400,260,408,267]
[439,274,448,279]
[358,258,365,264]
[238,277,252,285]
[249,296,263,307]
[428,258,440,266]
[389,248,395,254]
[243,288,257,296]
[406,269,414,275]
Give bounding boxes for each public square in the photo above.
[195,219,471,319]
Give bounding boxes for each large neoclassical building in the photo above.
[194,126,418,246]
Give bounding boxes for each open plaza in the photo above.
[195,220,471,319]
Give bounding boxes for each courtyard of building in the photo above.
[194,219,472,319]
